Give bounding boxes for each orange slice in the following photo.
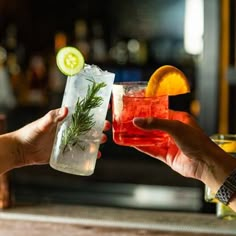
[145,65,190,97]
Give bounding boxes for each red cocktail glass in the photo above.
[112,82,169,146]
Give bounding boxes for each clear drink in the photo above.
[112,82,169,146]
[50,64,115,176]
[216,202,236,220]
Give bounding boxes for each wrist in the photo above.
[201,148,236,194]
[10,130,26,169]
[0,132,23,174]
[215,168,236,205]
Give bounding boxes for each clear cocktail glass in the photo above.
[112,81,169,147]
[50,64,115,176]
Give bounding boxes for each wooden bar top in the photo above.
[0,204,235,236]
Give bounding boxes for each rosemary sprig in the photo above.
[61,78,107,153]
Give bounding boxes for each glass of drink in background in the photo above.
[216,202,236,220]
[50,64,115,176]
[204,134,236,220]
[112,82,169,147]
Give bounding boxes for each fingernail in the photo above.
[58,107,68,117]
[58,107,64,116]
[133,118,145,126]
[56,107,68,122]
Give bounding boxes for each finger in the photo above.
[169,110,201,129]
[37,107,68,132]
[133,117,172,130]
[133,145,168,162]
[100,133,107,144]
[103,120,111,131]
[134,116,209,155]
[97,151,102,159]
[133,117,187,137]
[133,110,200,134]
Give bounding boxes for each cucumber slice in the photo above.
[56,46,84,76]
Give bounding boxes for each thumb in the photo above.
[133,117,179,133]
[37,107,68,132]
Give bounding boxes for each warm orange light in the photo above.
[54,32,67,52]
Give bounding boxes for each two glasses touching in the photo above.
[50,48,189,177]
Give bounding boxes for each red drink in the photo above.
[112,82,169,146]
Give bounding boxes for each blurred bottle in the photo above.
[25,55,48,106]
[216,203,236,220]
[2,24,26,107]
[6,52,23,104]
[3,24,25,66]
[109,38,147,66]
[74,19,90,61]
[0,46,17,113]
[109,40,128,65]
[48,54,66,109]
[4,24,17,53]
[47,33,67,108]
[54,32,67,52]
[127,38,147,65]
[90,21,107,63]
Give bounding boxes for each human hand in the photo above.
[133,110,225,181]
[14,107,110,168]
[133,111,236,212]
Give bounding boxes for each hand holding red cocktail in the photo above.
[112,65,190,147]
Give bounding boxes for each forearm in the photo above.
[0,132,21,175]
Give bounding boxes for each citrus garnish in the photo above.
[56,46,84,76]
[145,65,190,97]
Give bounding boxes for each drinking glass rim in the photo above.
[210,134,236,141]
[113,81,147,86]
[112,81,169,98]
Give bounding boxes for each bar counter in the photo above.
[0,204,235,236]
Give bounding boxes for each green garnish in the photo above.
[56,46,84,76]
[61,78,106,153]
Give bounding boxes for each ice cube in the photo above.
[83,64,106,76]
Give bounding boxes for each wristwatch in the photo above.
[215,168,236,205]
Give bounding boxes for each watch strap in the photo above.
[215,168,236,205]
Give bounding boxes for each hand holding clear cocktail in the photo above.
[50,47,115,176]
